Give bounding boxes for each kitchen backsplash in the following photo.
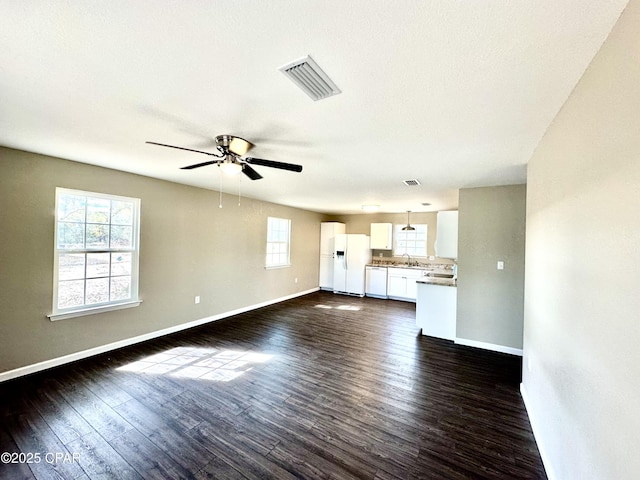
[369,258,455,271]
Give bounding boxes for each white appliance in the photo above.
[365,266,388,298]
[333,234,371,296]
[319,222,345,290]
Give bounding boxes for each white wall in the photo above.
[522,1,640,478]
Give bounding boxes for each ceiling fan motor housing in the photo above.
[215,135,254,156]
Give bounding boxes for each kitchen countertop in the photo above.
[416,278,457,288]
[366,263,452,270]
[367,263,457,287]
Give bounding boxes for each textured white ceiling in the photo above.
[0,1,629,214]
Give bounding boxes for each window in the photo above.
[394,224,427,257]
[266,217,291,268]
[50,188,141,320]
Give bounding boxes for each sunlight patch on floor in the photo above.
[116,346,273,381]
[314,304,361,311]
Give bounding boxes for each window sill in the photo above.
[264,264,291,270]
[48,300,142,321]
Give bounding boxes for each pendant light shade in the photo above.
[402,210,415,231]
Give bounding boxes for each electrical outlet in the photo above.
[497,261,504,270]
[194,296,200,304]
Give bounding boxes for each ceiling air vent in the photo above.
[279,55,341,101]
[403,179,421,186]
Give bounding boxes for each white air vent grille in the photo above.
[279,55,341,101]
[403,179,421,186]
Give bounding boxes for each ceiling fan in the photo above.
[146,135,303,180]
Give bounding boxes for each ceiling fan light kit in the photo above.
[219,157,243,176]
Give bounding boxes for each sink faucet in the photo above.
[402,253,412,266]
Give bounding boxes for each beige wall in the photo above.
[522,1,640,479]
[456,185,526,350]
[0,148,325,374]
[330,211,453,264]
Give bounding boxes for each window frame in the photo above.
[265,216,291,269]
[393,223,428,258]
[49,188,141,321]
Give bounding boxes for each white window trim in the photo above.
[393,223,428,258]
[50,188,141,320]
[48,300,142,321]
[265,217,291,268]
[264,264,291,270]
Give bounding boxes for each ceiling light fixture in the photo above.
[219,156,242,176]
[402,210,416,231]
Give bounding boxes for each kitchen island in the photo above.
[416,278,457,340]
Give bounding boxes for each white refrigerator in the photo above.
[333,234,372,296]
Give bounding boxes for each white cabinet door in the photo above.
[435,211,458,259]
[320,222,345,256]
[387,267,422,301]
[319,256,334,290]
[387,268,407,298]
[370,223,392,250]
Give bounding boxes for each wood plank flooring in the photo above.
[0,291,546,479]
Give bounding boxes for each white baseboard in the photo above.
[0,288,319,383]
[454,337,523,356]
[520,383,555,480]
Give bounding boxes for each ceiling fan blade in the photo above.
[180,160,219,170]
[180,160,220,170]
[146,141,219,156]
[245,157,303,172]
[242,164,263,180]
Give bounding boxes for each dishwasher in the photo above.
[365,266,388,298]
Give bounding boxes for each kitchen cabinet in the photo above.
[319,222,345,290]
[370,223,392,250]
[365,266,388,298]
[320,222,345,255]
[416,281,457,340]
[387,267,425,301]
[435,211,458,259]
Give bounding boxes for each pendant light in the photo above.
[402,210,415,231]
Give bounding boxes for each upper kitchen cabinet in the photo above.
[435,211,458,259]
[370,223,392,250]
[320,222,345,255]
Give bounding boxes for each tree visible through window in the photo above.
[266,217,291,268]
[52,188,140,318]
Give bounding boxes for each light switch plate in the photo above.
[497,261,504,270]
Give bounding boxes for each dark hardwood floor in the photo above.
[0,291,546,479]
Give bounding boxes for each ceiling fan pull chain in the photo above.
[219,167,223,208]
